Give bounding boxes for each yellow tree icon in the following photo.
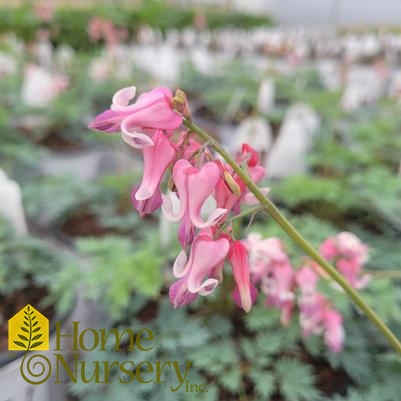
[8,304,49,351]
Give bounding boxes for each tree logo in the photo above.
[8,304,49,351]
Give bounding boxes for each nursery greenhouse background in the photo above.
[1,1,401,401]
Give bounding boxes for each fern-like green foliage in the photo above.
[76,234,163,320]
[273,175,357,213]
[0,216,77,319]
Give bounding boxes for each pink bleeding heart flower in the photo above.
[245,234,290,284]
[169,232,230,308]
[162,159,227,229]
[215,164,245,215]
[320,232,370,289]
[228,240,258,313]
[296,266,320,305]
[261,262,295,325]
[134,130,176,202]
[88,86,182,148]
[298,292,327,337]
[237,143,266,183]
[323,308,344,353]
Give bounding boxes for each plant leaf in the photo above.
[32,327,40,333]
[18,334,29,342]
[13,341,27,349]
[32,334,42,341]
[21,327,29,333]
[30,342,43,349]
[32,321,38,327]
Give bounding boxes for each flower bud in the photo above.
[223,170,242,196]
[172,89,192,120]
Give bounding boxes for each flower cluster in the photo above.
[89,85,266,313]
[89,86,370,353]
[245,232,369,352]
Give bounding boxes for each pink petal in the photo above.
[186,237,230,294]
[229,241,257,313]
[121,129,154,148]
[88,109,127,132]
[131,186,162,217]
[173,250,189,278]
[169,277,198,308]
[187,162,227,228]
[135,130,176,201]
[111,86,137,111]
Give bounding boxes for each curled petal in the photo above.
[173,250,189,278]
[162,192,183,222]
[111,86,137,111]
[121,128,154,148]
[194,278,219,296]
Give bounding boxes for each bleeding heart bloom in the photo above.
[215,144,268,212]
[228,240,257,313]
[246,234,290,284]
[162,159,227,229]
[169,232,230,308]
[298,293,327,337]
[133,130,176,201]
[296,266,320,305]
[237,143,266,183]
[88,86,182,148]
[215,166,245,214]
[261,262,295,325]
[323,309,344,353]
[320,232,370,289]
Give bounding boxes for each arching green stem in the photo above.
[183,118,401,356]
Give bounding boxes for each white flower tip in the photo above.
[135,187,152,201]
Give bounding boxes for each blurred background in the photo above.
[0,1,401,401]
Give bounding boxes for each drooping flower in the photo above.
[89,86,182,147]
[320,232,370,289]
[169,232,230,308]
[246,233,295,323]
[228,240,257,313]
[134,130,176,201]
[245,234,290,284]
[162,159,227,229]
[323,309,344,353]
[295,266,320,305]
[215,144,268,213]
[261,262,295,325]
[296,266,344,352]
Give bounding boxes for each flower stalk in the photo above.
[183,118,401,356]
